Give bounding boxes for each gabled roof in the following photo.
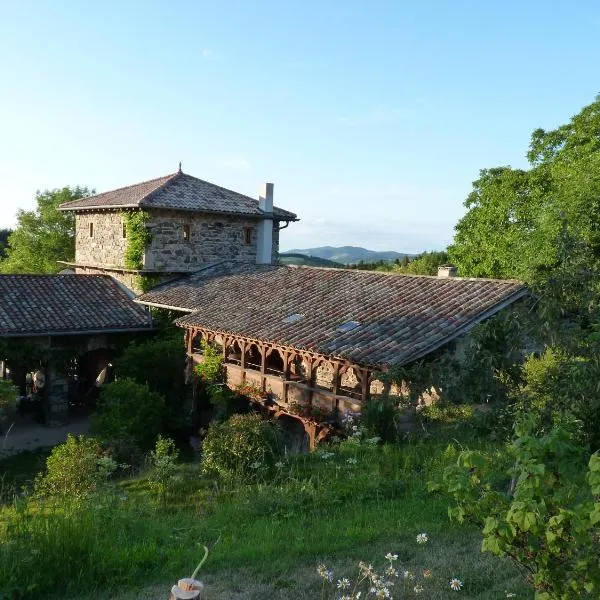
[136,263,527,368]
[58,171,297,221]
[0,275,153,337]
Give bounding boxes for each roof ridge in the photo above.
[285,264,524,285]
[59,172,179,208]
[139,171,183,207]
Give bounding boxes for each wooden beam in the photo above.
[361,368,371,404]
[259,342,266,391]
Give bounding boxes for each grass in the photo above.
[0,434,533,600]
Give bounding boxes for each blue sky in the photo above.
[0,1,598,252]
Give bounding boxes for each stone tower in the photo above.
[58,170,297,293]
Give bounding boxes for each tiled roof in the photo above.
[136,264,527,368]
[58,171,297,221]
[0,275,153,336]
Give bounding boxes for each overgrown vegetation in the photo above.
[123,210,151,270]
[0,187,92,273]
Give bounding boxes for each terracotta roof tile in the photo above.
[0,275,153,336]
[136,264,527,368]
[58,172,297,220]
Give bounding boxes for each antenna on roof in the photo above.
[178,161,182,173]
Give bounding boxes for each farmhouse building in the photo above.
[0,275,152,424]
[136,261,526,447]
[58,168,297,293]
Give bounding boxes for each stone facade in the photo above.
[75,212,128,267]
[144,210,280,270]
[74,210,280,275]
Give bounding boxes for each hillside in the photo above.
[278,253,343,268]
[282,246,416,265]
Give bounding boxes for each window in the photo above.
[283,313,303,324]
[183,224,190,241]
[243,227,252,245]
[122,222,127,238]
[337,320,361,333]
[89,222,94,238]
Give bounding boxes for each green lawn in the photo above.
[0,436,532,599]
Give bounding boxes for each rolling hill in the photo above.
[278,253,343,267]
[282,246,416,265]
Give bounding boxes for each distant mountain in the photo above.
[278,253,343,268]
[282,246,416,265]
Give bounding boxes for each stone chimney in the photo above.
[438,264,458,278]
[256,182,274,264]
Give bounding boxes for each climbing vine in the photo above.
[123,211,151,270]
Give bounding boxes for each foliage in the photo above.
[123,210,151,270]
[116,332,186,411]
[194,340,224,383]
[0,187,91,273]
[201,413,282,481]
[394,250,450,276]
[361,396,401,443]
[287,400,331,423]
[91,378,166,451]
[136,273,163,293]
[449,95,600,302]
[0,228,11,258]
[33,435,116,501]
[430,419,600,599]
[147,435,180,500]
[0,379,18,427]
[518,346,600,451]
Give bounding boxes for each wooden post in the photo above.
[260,343,266,392]
[361,368,371,405]
[332,361,340,413]
[282,350,289,404]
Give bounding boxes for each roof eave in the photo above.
[0,325,154,338]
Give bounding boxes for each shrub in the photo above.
[148,435,180,500]
[34,434,115,501]
[202,413,282,481]
[0,379,17,432]
[519,347,600,450]
[430,418,600,598]
[361,396,400,443]
[92,378,166,451]
[116,334,187,413]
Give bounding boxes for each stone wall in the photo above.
[75,210,281,272]
[75,212,128,267]
[144,210,280,270]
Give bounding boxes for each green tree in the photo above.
[0,186,92,273]
[394,250,449,276]
[0,228,12,258]
[449,96,600,286]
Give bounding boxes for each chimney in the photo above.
[256,182,274,264]
[438,264,458,278]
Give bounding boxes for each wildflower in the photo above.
[249,461,262,469]
[347,457,358,465]
[450,578,463,591]
[365,436,380,445]
[384,553,398,562]
[320,451,335,460]
[352,425,358,431]
[423,569,432,578]
[506,594,516,598]
[416,532,429,544]
[337,578,351,590]
[275,461,285,468]
[385,566,399,577]
[414,584,424,594]
[374,588,391,599]
[317,564,333,582]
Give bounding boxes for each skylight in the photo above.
[283,313,303,324]
[337,320,361,333]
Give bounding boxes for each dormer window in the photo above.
[89,222,94,238]
[337,320,361,333]
[183,224,190,241]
